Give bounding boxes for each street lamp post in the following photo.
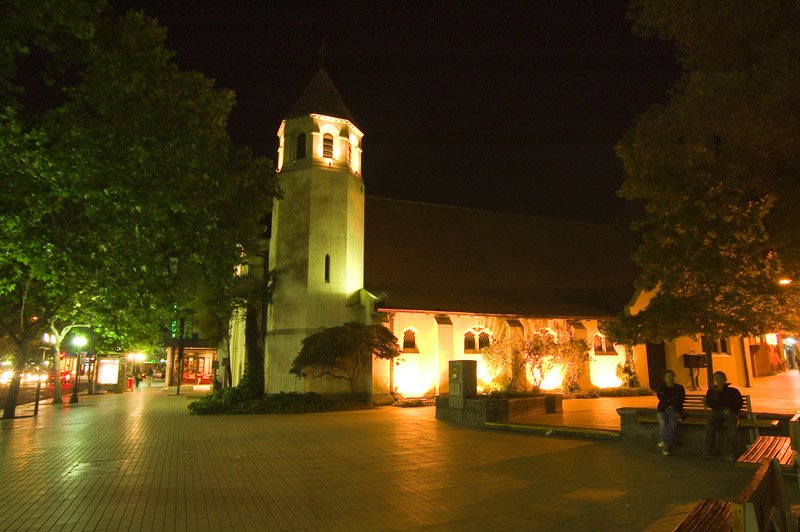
[34,333,56,416]
[69,335,87,404]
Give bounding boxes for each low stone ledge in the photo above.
[436,395,564,427]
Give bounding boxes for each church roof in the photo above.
[286,68,357,125]
[364,197,638,318]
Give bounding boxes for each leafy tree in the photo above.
[290,322,401,400]
[480,336,527,392]
[0,1,278,417]
[612,0,800,381]
[553,324,589,392]
[523,330,560,390]
[193,264,273,394]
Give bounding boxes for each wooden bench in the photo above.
[737,413,800,489]
[674,458,798,531]
[635,394,780,442]
[673,498,731,531]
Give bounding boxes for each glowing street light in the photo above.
[778,278,792,286]
[70,335,88,404]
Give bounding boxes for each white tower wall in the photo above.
[266,107,366,395]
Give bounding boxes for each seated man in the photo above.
[703,371,743,461]
[656,369,685,456]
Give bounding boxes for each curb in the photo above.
[483,421,621,440]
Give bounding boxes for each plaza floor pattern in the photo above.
[1,387,798,531]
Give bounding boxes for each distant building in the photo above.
[224,69,795,399]
[626,290,796,391]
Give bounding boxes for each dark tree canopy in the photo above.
[0,0,278,416]
[610,0,800,346]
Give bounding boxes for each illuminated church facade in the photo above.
[224,69,793,400]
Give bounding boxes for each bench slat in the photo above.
[737,436,798,469]
[673,498,731,532]
[678,459,796,532]
[636,415,779,429]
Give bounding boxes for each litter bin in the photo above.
[127,377,134,390]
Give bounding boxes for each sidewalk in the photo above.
[1,387,797,530]
[516,370,800,432]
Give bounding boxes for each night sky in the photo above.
[114,1,680,224]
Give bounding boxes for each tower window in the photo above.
[324,254,330,283]
[295,133,306,159]
[402,329,417,352]
[322,133,334,158]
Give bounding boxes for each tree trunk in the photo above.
[241,304,264,397]
[52,340,63,404]
[705,344,714,389]
[2,354,23,419]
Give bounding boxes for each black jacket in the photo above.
[657,383,686,413]
[705,384,743,413]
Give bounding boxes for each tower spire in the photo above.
[318,37,328,68]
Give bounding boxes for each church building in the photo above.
[223,69,796,401]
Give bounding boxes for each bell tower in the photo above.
[266,69,366,393]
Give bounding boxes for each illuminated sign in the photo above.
[96,359,120,385]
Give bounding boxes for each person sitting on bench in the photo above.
[703,371,743,461]
[656,369,685,456]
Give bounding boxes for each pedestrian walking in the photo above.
[147,367,154,387]
[134,372,141,389]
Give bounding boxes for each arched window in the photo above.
[478,331,491,349]
[593,334,604,353]
[295,133,306,159]
[322,133,334,158]
[464,327,492,352]
[464,331,476,351]
[402,329,417,352]
[324,254,330,283]
[593,334,615,355]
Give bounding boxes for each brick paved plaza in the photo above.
[1,387,798,531]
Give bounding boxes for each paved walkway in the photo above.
[1,388,798,531]
[519,370,800,431]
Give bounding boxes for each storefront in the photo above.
[165,343,218,386]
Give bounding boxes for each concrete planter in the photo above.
[435,394,563,427]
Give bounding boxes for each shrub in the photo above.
[568,386,655,399]
[616,356,641,388]
[596,386,654,397]
[187,386,251,415]
[394,398,431,408]
[188,390,373,415]
[571,389,600,399]
[478,389,557,399]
